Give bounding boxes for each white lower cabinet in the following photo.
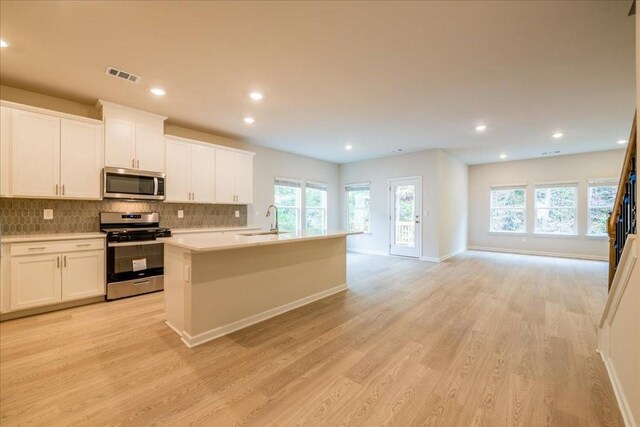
[10,253,62,310]
[6,240,105,312]
[61,250,105,301]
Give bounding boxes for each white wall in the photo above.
[468,150,625,260]
[438,151,469,258]
[339,149,468,260]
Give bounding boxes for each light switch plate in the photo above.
[43,209,53,220]
[177,210,184,219]
[235,210,240,218]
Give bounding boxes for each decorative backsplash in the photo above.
[0,199,247,235]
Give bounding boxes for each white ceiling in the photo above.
[0,1,635,165]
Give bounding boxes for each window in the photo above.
[346,183,371,233]
[490,186,526,233]
[274,178,301,231]
[305,181,328,230]
[534,183,577,235]
[587,180,617,236]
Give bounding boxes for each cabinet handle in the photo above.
[57,256,60,268]
[132,158,135,168]
[63,255,67,267]
[76,243,91,247]
[28,247,46,250]
[62,184,65,195]
[55,184,59,195]
[137,159,140,169]
[192,192,195,201]
[132,280,151,286]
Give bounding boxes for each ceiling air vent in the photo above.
[105,66,141,83]
[542,150,561,156]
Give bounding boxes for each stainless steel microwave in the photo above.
[103,167,165,200]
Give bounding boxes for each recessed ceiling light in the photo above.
[345,144,353,150]
[150,88,166,96]
[475,125,487,132]
[500,154,507,159]
[249,92,263,101]
[617,139,627,145]
[552,132,564,139]
[243,117,255,124]
[0,40,8,48]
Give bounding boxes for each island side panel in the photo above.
[186,236,347,342]
[164,243,191,335]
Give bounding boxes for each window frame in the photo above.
[273,177,302,231]
[489,185,527,234]
[533,182,578,236]
[345,182,371,234]
[587,178,617,237]
[304,181,328,230]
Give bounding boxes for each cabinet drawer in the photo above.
[11,239,104,256]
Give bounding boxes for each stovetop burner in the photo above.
[100,212,172,242]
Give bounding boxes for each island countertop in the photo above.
[162,229,360,252]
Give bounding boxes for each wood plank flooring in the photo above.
[0,251,624,426]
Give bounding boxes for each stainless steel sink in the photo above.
[239,231,290,237]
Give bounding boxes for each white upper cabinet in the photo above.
[98,100,167,172]
[215,148,235,203]
[60,119,103,199]
[1,102,103,200]
[215,148,254,204]
[190,143,215,203]
[165,138,191,202]
[11,109,61,197]
[165,136,215,203]
[235,152,254,204]
[104,117,135,168]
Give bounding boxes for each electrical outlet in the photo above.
[235,210,240,218]
[43,209,53,220]
[177,210,184,219]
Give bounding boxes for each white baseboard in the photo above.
[468,245,607,261]
[180,283,348,348]
[420,247,467,263]
[347,248,389,257]
[598,350,638,427]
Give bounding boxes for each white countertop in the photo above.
[171,226,260,235]
[1,232,106,243]
[163,229,360,252]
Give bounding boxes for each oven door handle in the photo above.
[107,241,163,247]
[132,280,152,286]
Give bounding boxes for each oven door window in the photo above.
[106,173,155,196]
[108,244,164,282]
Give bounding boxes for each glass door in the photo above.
[389,177,421,258]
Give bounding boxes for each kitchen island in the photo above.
[162,229,357,347]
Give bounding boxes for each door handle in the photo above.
[63,255,67,267]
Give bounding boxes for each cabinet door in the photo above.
[61,250,105,301]
[165,138,191,202]
[215,149,235,203]
[190,144,215,203]
[104,117,136,168]
[135,123,164,172]
[235,152,254,204]
[11,109,61,197]
[60,120,103,199]
[10,254,62,310]
[0,107,10,197]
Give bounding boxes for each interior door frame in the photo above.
[388,176,422,258]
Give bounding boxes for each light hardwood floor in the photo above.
[0,251,623,426]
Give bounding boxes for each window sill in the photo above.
[488,231,527,236]
[586,234,609,240]
[533,232,579,238]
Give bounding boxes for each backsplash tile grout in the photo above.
[0,199,247,235]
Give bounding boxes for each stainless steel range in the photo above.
[100,212,171,300]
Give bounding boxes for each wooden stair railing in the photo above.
[608,111,637,289]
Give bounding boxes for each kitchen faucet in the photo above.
[266,204,279,232]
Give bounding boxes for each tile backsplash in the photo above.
[0,199,247,235]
